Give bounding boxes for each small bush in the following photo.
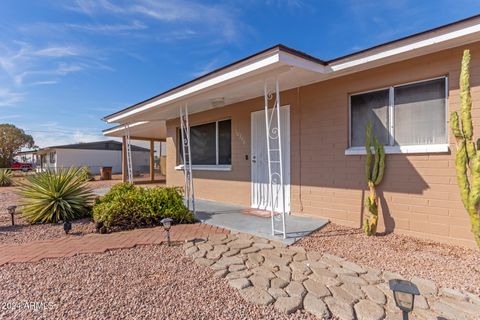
[18,168,94,223]
[0,169,13,187]
[93,183,194,230]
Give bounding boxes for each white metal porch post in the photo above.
[180,104,196,215]
[125,123,134,183]
[264,78,287,239]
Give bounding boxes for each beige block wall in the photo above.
[167,42,480,248]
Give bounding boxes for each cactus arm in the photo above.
[460,50,473,141]
[365,122,372,181]
[372,137,380,182]
[374,144,385,186]
[451,112,463,140]
[455,138,471,210]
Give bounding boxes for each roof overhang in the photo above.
[103,121,166,140]
[103,14,480,134]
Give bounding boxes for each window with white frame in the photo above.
[349,77,447,148]
[179,119,231,166]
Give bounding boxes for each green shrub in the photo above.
[0,169,13,187]
[93,183,194,230]
[18,168,94,223]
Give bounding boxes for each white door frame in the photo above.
[250,105,291,213]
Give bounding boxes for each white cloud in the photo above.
[0,89,24,107]
[34,46,82,57]
[66,20,148,33]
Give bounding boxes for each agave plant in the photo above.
[18,167,94,224]
[0,169,14,187]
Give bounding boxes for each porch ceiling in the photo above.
[103,121,166,140]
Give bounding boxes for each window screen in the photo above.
[350,89,390,147]
[218,120,231,165]
[394,78,446,146]
[190,122,216,165]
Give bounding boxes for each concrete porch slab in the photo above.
[193,199,329,245]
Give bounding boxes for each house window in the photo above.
[49,152,56,164]
[180,119,231,166]
[350,77,447,148]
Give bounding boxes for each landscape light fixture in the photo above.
[63,221,72,234]
[388,279,420,320]
[160,218,173,246]
[7,205,17,226]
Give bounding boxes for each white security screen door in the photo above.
[251,106,290,213]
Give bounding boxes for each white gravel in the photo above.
[0,245,317,320]
[296,223,480,296]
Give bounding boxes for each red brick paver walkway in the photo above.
[0,223,229,266]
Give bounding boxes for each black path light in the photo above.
[7,206,17,226]
[160,218,173,246]
[63,220,72,234]
[388,279,420,320]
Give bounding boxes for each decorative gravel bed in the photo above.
[0,245,316,320]
[296,223,480,296]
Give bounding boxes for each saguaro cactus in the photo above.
[451,49,480,248]
[363,122,385,236]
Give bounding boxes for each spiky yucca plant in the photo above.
[18,168,94,224]
[0,169,14,187]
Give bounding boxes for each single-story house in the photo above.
[103,15,480,248]
[33,140,150,175]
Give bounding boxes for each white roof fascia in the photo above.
[328,23,480,72]
[103,121,149,135]
[107,52,286,123]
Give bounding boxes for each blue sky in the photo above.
[0,0,479,147]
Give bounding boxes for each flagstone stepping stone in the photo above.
[183,241,195,249]
[341,283,365,300]
[293,253,306,262]
[241,246,260,254]
[412,308,440,320]
[303,293,330,319]
[185,246,198,256]
[305,260,329,270]
[361,271,383,284]
[274,296,303,314]
[465,291,480,305]
[271,277,289,289]
[229,278,251,290]
[311,267,336,278]
[225,270,253,280]
[206,251,223,260]
[324,253,345,262]
[292,271,309,282]
[194,257,215,267]
[214,269,229,278]
[228,240,253,250]
[382,271,404,282]
[309,273,342,287]
[303,278,331,298]
[275,270,291,282]
[437,297,480,316]
[306,251,323,261]
[253,243,275,249]
[432,300,467,320]
[330,266,358,276]
[223,249,240,257]
[239,287,274,305]
[246,252,263,265]
[412,276,438,296]
[249,275,270,289]
[329,285,358,306]
[251,267,276,280]
[208,234,227,242]
[285,281,307,298]
[339,274,368,286]
[217,256,244,267]
[229,264,246,272]
[264,255,291,268]
[362,285,386,305]
[197,243,213,251]
[440,288,468,301]
[290,261,311,274]
[191,249,207,259]
[414,295,429,310]
[268,288,289,299]
[324,296,355,320]
[340,260,367,274]
[354,299,386,320]
[320,257,341,268]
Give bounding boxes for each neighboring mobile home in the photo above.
[104,15,480,248]
[34,140,150,175]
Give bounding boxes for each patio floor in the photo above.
[193,199,329,245]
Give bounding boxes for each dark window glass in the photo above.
[218,120,231,165]
[350,89,390,147]
[190,122,216,165]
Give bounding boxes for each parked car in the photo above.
[11,161,34,172]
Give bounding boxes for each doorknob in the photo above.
[252,155,256,163]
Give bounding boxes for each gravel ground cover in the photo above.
[0,245,316,320]
[296,223,480,296]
